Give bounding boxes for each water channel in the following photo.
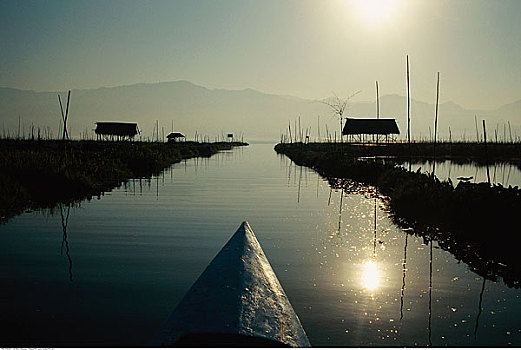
[1,143,520,346]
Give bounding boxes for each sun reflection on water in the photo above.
[361,260,380,291]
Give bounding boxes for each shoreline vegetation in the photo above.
[0,139,248,223]
[274,142,521,288]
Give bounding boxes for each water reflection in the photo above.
[3,145,521,347]
[400,233,408,321]
[406,160,521,188]
[474,277,486,340]
[59,203,73,282]
[316,165,521,345]
[361,260,380,291]
[428,239,433,347]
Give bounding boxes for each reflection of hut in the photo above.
[342,118,399,142]
[95,122,139,141]
[167,132,185,143]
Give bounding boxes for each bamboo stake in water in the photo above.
[508,121,513,143]
[432,72,440,177]
[376,80,380,119]
[475,115,479,142]
[406,55,411,144]
[483,119,491,184]
[317,114,320,142]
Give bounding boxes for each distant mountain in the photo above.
[0,81,519,142]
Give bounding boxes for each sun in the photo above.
[350,0,402,24]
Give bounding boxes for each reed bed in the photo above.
[0,139,247,222]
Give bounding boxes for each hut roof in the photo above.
[95,122,139,136]
[167,132,185,139]
[342,118,400,135]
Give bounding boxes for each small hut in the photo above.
[167,132,186,143]
[95,122,139,141]
[342,118,399,143]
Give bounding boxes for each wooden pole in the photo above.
[433,72,440,177]
[406,55,411,144]
[475,115,480,142]
[434,72,440,145]
[317,114,320,142]
[483,119,490,184]
[376,80,380,119]
[298,116,302,143]
[63,90,71,140]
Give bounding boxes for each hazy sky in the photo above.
[1,0,520,110]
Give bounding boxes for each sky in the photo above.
[1,0,520,110]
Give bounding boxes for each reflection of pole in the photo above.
[338,189,344,233]
[328,187,332,206]
[506,164,512,186]
[373,196,377,257]
[428,239,433,347]
[474,277,486,340]
[400,234,408,320]
[297,166,303,204]
[59,203,73,282]
[316,174,320,198]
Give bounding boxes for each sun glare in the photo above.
[351,0,402,24]
[361,260,380,291]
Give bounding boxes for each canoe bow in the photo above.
[151,221,311,347]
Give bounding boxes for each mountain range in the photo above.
[1,80,519,142]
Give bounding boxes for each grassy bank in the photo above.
[275,142,521,287]
[278,141,521,166]
[0,139,247,222]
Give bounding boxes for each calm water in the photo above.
[409,160,521,188]
[1,144,520,347]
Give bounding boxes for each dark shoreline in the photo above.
[275,142,521,288]
[0,139,248,223]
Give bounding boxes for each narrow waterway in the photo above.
[1,143,520,346]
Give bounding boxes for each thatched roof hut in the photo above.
[95,122,139,140]
[167,132,186,142]
[342,118,400,135]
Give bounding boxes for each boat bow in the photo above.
[151,221,310,347]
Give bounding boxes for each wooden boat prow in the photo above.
[150,221,311,347]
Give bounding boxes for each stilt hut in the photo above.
[95,122,139,141]
[342,118,400,143]
[167,132,186,143]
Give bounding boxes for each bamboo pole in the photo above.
[63,90,71,140]
[317,114,320,142]
[406,55,411,144]
[483,119,490,184]
[432,72,440,177]
[475,115,479,142]
[376,80,380,119]
[434,72,440,145]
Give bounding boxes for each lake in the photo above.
[1,143,520,346]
